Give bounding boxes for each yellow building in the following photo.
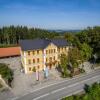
[20,39,69,74]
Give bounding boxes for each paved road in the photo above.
[13,69,100,100]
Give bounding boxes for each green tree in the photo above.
[60,54,69,77]
[0,25,59,46]
[69,47,82,68]
[0,63,13,86]
[77,26,100,61]
[64,33,75,43]
[80,43,93,61]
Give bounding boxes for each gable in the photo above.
[45,43,57,50]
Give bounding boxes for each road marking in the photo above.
[72,89,84,95]
[67,82,80,88]
[51,87,66,93]
[29,69,100,93]
[33,93,49,100]
[52,75,100,94]
[57,89,84,100]
[16,69,100,100]
[10,97,18,100]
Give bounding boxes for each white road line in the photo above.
[51,87,66,93]
[10,97,18,100]
[29,70,99,93]
[67,82,80,88]
[72,89,84,95]
[52,75,100,94]
[58,89,84,100]
[13,70,100,100]
[33,93,49,100]
[29,78,70,93]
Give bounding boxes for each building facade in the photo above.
[20,39,69,74]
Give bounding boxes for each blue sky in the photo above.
[0,0,100,29]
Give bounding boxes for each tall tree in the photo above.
[80,43,93,61]
[69,47,82,68]
[60,54,69,77]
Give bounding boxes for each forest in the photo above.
[0,25,59,45]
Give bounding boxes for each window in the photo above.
[32,67,36,72]
[65,47,66,51]
[28,59,31,64]
[62,48,63,51]
[28,51,30,55]
[38,65,40,69]
[33,51,35,55]
[54,56,55,60]
[51,49,53,53]
[37,50,39,54]
[46,50,48,54]
[58,48,60,52]
[49,57,52,61]
[49,50,50,54]
[29,67,31,71]
[54,49,56,53]
[33,59,35,63]
[46,58,48,62]
[37,58,39,63]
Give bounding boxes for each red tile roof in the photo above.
[0,47,20,58]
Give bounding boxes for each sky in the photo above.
[0,0,100,29]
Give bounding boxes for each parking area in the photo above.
[0,57,62,98]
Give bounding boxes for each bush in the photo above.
[0,63,13,87]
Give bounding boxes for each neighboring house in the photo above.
[19,39,69,74]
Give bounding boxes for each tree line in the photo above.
[0,25,59,46]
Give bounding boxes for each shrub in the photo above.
[0,63,13,87]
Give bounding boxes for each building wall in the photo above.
[20,43,69,74]
[45,43,58,69]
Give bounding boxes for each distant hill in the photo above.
[48,29,82,34]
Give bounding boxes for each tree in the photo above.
[64,33,75,43]
[77,26,100,61]
[80,43,93,61]
[0,63,13,86]
[60,54,69,77]
[0,25,59,47]
[69,47,82,68]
